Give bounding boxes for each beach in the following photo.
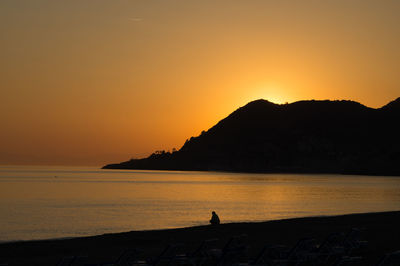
[1,211,400,265]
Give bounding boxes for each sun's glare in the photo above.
[264,95,287,105]
[249,86,289,105]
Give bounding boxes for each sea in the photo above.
[1,165,400,242]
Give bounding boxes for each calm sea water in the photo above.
[1,165,400,242]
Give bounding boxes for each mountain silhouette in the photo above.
[103,98,400,176]
[381,97,400,111]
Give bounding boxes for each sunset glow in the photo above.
[1,0,400,166]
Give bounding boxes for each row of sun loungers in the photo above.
[54,228,399,266]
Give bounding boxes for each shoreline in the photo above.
[0,212,385,244]
[102,167,400,177]
[1,211,400,265]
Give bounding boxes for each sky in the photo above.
[1,0,400,166]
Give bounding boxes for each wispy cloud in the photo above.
[128,17,143,22]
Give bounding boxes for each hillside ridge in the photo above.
[103,98,400,176]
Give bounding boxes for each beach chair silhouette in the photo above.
[247,244,287,265]
[56,256,76,266]
[168,238,220,266]
[286,237,318,261]
[311,232,348,264]
[56,255,88,266]
[216,234,249,266]
[188,238,219,265]
[146,243,185,266]
[342,228,368,254]
[333,256,363,266]
[95,249,142,266]
[376,250,400,266]
[265,237,317,266]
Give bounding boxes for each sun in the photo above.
[242,84,291,106]
[253,86,288,105]
[264,94,287,105]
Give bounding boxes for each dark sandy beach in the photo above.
[1,211,400,265]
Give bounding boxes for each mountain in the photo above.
[381,97,400,111]
[103,98,400,176]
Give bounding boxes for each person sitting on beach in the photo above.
[210,211,220,225]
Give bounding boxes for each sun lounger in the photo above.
[56,256,88,266]
[376,250,400,266]
[56,256,76,266]
[95,249,143,266]
[216,234,249,266]
[259,237,318,266]
[187,238,219,266]
[247,244,287,265]
[308,232,348,265]
[306,228,367,265]
[165,238,220,266]
[333,256,363,266]
[285,237,318,261]
[342,228,368,254]
[145,243,185,266]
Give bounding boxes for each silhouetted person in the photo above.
[210,211,220,225]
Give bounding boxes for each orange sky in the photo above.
[1,0,400,166]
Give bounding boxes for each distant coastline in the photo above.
[104,98,400,176]
[103,167,400,177]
